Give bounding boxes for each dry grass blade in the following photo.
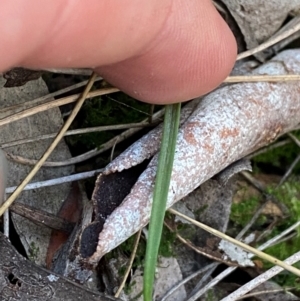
[5,132,141,167]
[240,171,267,192]
[0,86,119,127]
[168,208,300,277]
[186,201,275,301]
[1,122,152,148]
[237,19,300,61]
[235,202,269,241]
[186,265,219,301]
[182,219,300,300]
[2,75,298,132]
[221,251,300,301]
[271,16,300,53]
[164,221,237,266]
[224,74,300,83]
[0,78,102,115]
[212,1,226,14]
[248,139,291,159]
[274,133,300,186]
[160,263,217,301]
[277,153,300,187]
[288,132,300,148]
[0,72,97,217]
[4,109,163,167]
[5,168,103,194]
[114,230,142,298]
[105,95,151,117]
[235,287,295,301]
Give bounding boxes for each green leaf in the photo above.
[143,103,181,301]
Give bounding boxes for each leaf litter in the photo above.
[2,1,300,299]
[0,75,74,265]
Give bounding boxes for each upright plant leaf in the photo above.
[143,103,181,300]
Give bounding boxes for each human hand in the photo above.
[0,0,236,104]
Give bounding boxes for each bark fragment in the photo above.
[0,232,120,301]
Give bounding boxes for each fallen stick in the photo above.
[88,49,300,263]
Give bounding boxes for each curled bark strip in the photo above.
[88,50,300,264]
[0,232,120,301]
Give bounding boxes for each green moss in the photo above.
[176,222,197,241]
[123,280,136,295]
[194,204,209,216]
[262,181,300,288]
[28,242,40,262]
[231,179,300,289]
[118,265,127,277]
[158,226,177,257]
[230,196,262,228]
[205,288,222,301]
[66,93,151,153]
[253,130,300,173]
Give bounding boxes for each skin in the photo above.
[0,0,237,104]
[0,1,237,193]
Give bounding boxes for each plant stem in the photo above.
[143,103,181,301]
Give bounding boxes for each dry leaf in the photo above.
[0,76,74,265]
[127,257,187,301]
[221,0,300,61]
[250,281,298,301]
[177,161,250,268]
[0,232,120,301]
[3,68,42,87]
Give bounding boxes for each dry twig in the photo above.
[236,19,300,60]
[221,251,300,301]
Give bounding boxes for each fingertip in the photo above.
[0,0,237,105]
[97,0,237,104]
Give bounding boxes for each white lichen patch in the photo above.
[219,240,254,267]
[47,274,59,282]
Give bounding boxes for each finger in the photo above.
[0,0,236,104]
[0,0,172,70]
[96,0,237,103]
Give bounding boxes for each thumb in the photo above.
[96,0,237,103]
[0,0,236,104]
